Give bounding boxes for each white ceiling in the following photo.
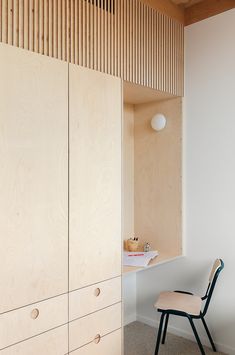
[171,0,204,8]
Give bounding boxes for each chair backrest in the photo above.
[209,259,222,283]
[202,259,224,316]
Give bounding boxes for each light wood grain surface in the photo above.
[123,104,135,244]
[123,81,176,105]
[69,64,122,291]
[69,303,121,352]
[0,325,68,355]
[69,277,121,321]
[143,0,184,22]
[0,43,68,313]
[68,329,121,355]
[134,98,182,255]
[123,253,184,274]
[0,0,184,96]
[0,294,68,350]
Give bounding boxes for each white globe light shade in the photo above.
[151,114,166,131]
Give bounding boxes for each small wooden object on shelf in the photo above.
[127,238,139,252]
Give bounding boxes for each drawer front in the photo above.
[69,303,121,352]
[0,294,68,350]
[69,328,122,355]
[1,325,68,355]
[69,277,121,320]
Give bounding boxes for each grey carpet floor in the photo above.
[124,321,227,355]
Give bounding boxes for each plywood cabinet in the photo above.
[69,65,122,291]
[0,44,122,355]
[68,64,122,354]
[0,43,68,314]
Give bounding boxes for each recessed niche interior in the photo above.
[123,81,183,273]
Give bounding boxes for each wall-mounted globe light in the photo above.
[151,113,167,131]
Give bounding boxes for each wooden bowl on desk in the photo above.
[126,239,139,252]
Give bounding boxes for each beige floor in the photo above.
[124,321,226,355]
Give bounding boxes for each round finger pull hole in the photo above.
[94,288,101,297]
[31,308,39,320]
[93,334,101,344]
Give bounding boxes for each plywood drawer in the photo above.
[69,277,121,321]
[0,294,67,350]
[69,328,121,355]
[1,325,68,355]
[69,303,121,352]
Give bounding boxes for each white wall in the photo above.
[123,272,137,325]
[136,9,235,354]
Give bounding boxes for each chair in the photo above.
[154,259,224,355]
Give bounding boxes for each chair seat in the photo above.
[154,291,202,316]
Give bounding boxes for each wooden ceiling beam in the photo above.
[141,0,185,23]
[185,0,235,26]
[135,1,235,28]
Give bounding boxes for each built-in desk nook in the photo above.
[122,81,183,276]
[0,0,184,352]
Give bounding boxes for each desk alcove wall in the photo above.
[122,82,183,275]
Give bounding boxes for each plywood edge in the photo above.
[123,253,185,275]
[185,0,235,26]
[123,81,178,105]
[141,0,185,24]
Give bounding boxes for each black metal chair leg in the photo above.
[188,316,206,355]
[161,313,169,345]
[154,312,165,355]
[201,316,217,352]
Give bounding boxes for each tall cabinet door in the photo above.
[69,65,122,291]
[0,44,68,313]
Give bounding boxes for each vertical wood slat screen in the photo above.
[0,0,184,96]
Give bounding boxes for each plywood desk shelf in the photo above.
[123,252,184,275]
